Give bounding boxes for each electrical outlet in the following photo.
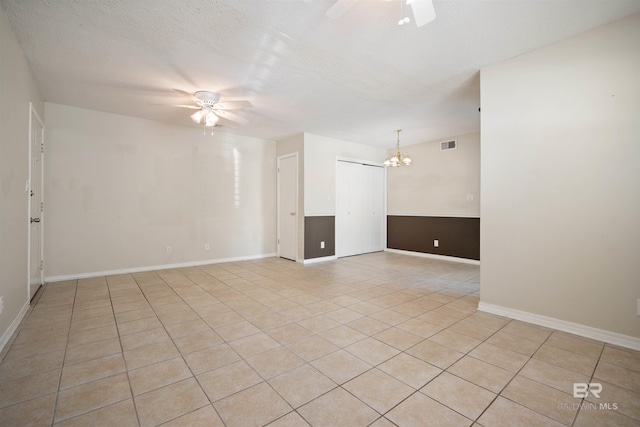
[0,296,4,315]
[204,243,210,251]
[166,246,172,254]
[320,241,325,249]
[434,240,439,248]
[466,194,474,201]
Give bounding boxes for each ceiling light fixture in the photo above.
[384,129,413,167]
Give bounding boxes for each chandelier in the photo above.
[383,130,413,167]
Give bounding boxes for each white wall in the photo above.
[0,7,44,348]
[387,132,480,216]
[45,103,276,279]
[481,13,640,340]
[304,133,385,215]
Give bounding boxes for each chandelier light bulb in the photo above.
[190,110,204,123]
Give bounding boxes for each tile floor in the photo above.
[1,252,639,426]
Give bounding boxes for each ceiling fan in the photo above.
[326,0,436,27]
[172,90,253,128]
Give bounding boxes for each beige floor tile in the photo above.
[0,349,64,383]
[319,325,368,348]
[249,313,292,331]
[267,411,311,426]
[123,341,180,370]
[478,396,564,427]
[484,330,542,356]
[247,346,305,379]
[464,311,510,330]
[116,316,163,336]
[545,331,604,360]
[421,371,496,420]
[69,314,116,332]
[0,369,60,409]
[295,315,340,334]
[429,329,482,353]
[184,343,241,374]
[135,377,209,427]
[347,316,392,335]
[267,323,313,345]
[67,324,118,348]
[500,320,553,343]
[197,360,262,401]
[55,373,131,422]
[344,368,414,414]
[173,329,223,354]
[60,353,126,389]
[268,364,336,408]
[114,307,156,324]
[520,358,590,395]
[214,382,291,427]
[159,405,224,426]
[585,380,640,421]
[229,332,281,358]
[0,392,56,426]
[120,327,171,351]
[324,307,364,324]
[386,392,472,427]
[156,308,200,326]
[416,310,460,328]
[468,342,530,372]
[287,335,339,362]
[533,344,598,376]
[298,387,379,426]
[447,356,514,393]
[502,375,578,425]
[192,302,231,318]
[600,346,640,372]
[369,309,412,326]
[344,337,400,365]
[55,398,138,427]
[593,361,640,393]
[397,318,442,338]
[129,357,193,395]
[449,319,498,341]
[373,327,423,351]
[311,349,372,384]
[369,416,397,427]
[164,318,209,339]
[215,320,261,341]
[378,353,442,389]
[406,340,464,369]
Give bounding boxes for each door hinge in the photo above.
[277,238,280,244]
[40,260,43,270]
[40,202,44,212]
[40,143,44,153]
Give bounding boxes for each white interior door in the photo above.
[336,160,385,258]
[278,154,298,261]
[28,103,44,300]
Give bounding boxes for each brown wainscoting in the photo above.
[387,216,480,260]
[304,216,335,259]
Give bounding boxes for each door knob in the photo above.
[30,217,40,223]
[290,212,296,216]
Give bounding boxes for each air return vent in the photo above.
[440,140,457,151]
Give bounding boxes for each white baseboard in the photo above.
[45,253,277,283]
[478,302,640,351]
[0,301,29,354]
[384,248,480,265]
[302,256,337,265]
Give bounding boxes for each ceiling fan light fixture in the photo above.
[205,111,219,127]
[190,110,204,123]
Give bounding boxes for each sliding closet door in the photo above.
[336,161,384,258]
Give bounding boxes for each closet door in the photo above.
[336,161,384,257]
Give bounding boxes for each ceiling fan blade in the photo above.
[326,0,358,19]
[410,0,436,27]
[173,88,200,103]
[215,110,248,125]
[215,100,253,110]
[173,104,200,109]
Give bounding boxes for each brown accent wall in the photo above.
[387,216,480,260]
[304,216,335,259]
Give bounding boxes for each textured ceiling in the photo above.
[2,0,640,147]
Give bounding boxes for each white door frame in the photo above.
[27,102,44,300]
[277,153,298,261]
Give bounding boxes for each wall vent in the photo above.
[440,140,457,151]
